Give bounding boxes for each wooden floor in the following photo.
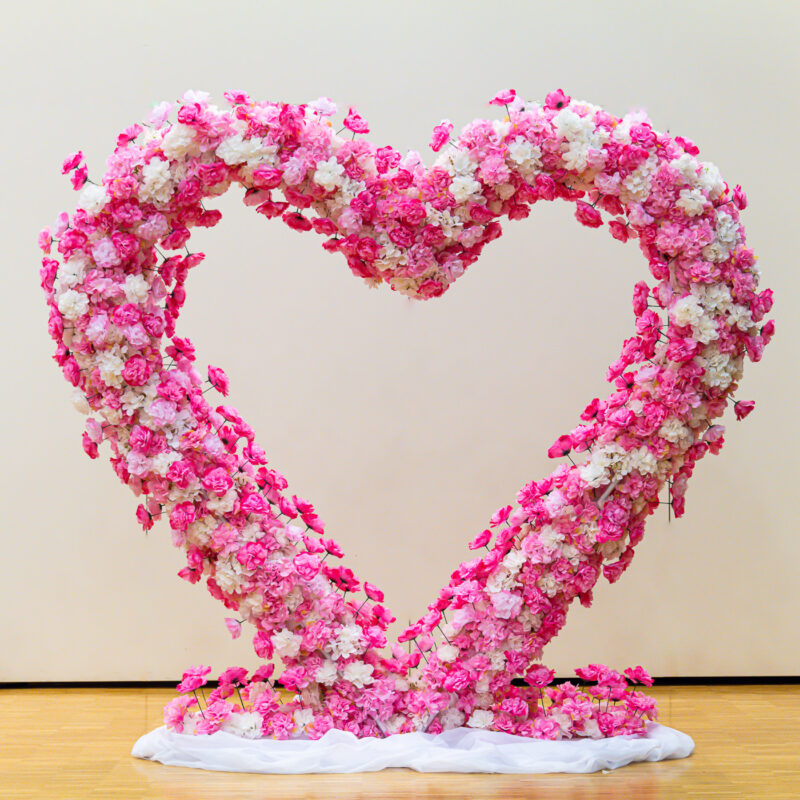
[0,685,798,799]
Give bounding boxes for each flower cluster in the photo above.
[39,89,772,739]
[165,661,657,740]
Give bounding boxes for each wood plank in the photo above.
[0,686,797,799]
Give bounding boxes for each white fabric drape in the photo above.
[132,722,694,774]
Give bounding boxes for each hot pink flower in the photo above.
[364,582,384,602]
[468,529,492,550]
[544,89,570,110]
[525,665,555,687]
[623,665,654,686]
[202,467,233,496]
[343,107,369,134]
[176,665,211,693]
[121,355,151,386]
[533,717,562,740]
[547,434,573,459]
[734,400,755,420]
[489,89,516,106]
[208,365,230,395]
[169,502,196,532]
[430,120,453,152]
[575,201,603,228]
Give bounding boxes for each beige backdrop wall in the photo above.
[2,0,798,681]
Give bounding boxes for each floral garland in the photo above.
[40,89,773,741]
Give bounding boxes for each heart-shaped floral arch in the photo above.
[40,89,773,741]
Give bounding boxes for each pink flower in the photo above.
[121,355,151,386]
[343,107,369,134]
[430,120,453,152]
[489,505,512,526]
[164,695,198,732]
[61,151,84,174]
[293,552,322,580]
[547,434,573,459]
[489,89,516,106]
[219,666,248,686]
[491,590,523,619]
[525,665,555,687]
[169,502,196,532]
[70,166,88,189]
[575,201,603,228]
[734,400,755,420]
[202,467,233,496]
[623,665,654,686]
[468,529,492,550]
[609,219,630,242]
[364,582,384,602]
[136,504,154,531]
[533,717,562,740]
[544,89,570,110]
[177,665,211,693]
[224,618,242,639]
[208,365,230,395]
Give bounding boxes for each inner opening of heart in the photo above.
[180,190,642,646]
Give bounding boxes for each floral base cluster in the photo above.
[39,89,772,740]
[166,663,657,740]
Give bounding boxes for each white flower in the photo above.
[436,644,459,663]
[622,446,658,475]
[212,557,249,595]
[696,161,725,200]
[313,157,345,191]
[441,707,465,728]
[161,123,200,160]
[124,274,149,303]
[342,661,374,688]
[621,152,658,203]
[57,289,89,320]
[537,573,559,597]
[326,623,365,660]
[308,97,338,116]
[700,350,735,389]
[507,136,541,168]
[450,175,482,203]
[182,89,210,104]
[238,593,264,621]
[702,211,740,262]
[538,525,564,551]
[692,284,732,313]
[96,349,125,387]
[466,709,494,729]
[694,314,719,344]
[489,650,506,670]
[670,153,699,184]
[580,457,609,489]
[727,304,753,331]
[71,389,90,414]
[671,295,704,327]
[502,548,526,574]
[437,149,475,177]
[216,133,269,167]
[139,158,174,205]
[221,711,263,739]
[315,660,338,686]
[78,183,109,215]
[658,419,694,447]
[676,187,708,216]
[293,708,313,731]
[271,628,302,658]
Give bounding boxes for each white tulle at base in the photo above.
[132,722,694,774]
